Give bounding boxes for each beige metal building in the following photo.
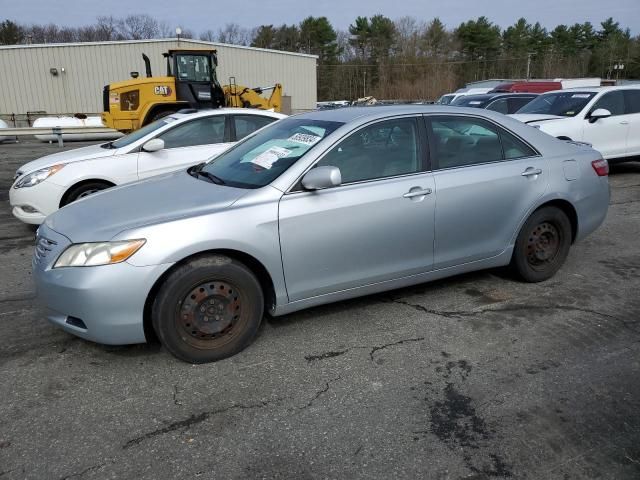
[0,38,317,116]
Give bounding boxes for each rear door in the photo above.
[137,115,233,179]
[427,115,547,268]
[623,90,640,157]
[583,91,629,159]
[278,116,435,301]
[231,114,279,141]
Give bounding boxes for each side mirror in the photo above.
[589,108,611,123]
[302,166,342,191]
[142,138,165,152]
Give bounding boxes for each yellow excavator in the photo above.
[102,49,283,132]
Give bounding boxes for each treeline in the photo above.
[1,14,639,100]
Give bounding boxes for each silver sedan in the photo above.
[33,106,610,363]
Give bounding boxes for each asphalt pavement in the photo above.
[0,139,639,479]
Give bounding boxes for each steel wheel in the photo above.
[526,221,562,270]
[176,280,245,349]
[511,206,572,283]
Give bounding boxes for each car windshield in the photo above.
[108,118,176,149]
[198,118,344,189]
[516,91,597,117]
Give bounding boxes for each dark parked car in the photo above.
[451,93,538,114]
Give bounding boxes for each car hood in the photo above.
[45,170,249,243]
[510,114,566,124]
[17,143,116,175]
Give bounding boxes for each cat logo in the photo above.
[154,86,172,96]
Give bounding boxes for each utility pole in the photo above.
[526,52,533,80]
[363,70,367,97]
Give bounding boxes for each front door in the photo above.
[583,90,629,159]
[278,117,436,302]
[427,115,548,268]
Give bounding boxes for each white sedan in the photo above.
[10,109,286,224]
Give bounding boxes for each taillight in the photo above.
[591,159,609,177]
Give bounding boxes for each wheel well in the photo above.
[59,179,116,208]
[142,249,277,343]
[536,199,578,243]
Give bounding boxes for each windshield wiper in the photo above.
[188,163,225,185]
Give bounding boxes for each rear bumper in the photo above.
[34,259,174,345]
[575,176,610,243]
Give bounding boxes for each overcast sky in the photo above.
[3,0,639,34]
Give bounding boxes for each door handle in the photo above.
[403,188,432,198]
[620,121,629,125]
[521,168,543,177]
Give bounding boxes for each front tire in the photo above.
[152,255,264,363]
[511,206,572,282]
[61,181,112,206]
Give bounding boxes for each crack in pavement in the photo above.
[59,463,106,480]
[369,337,425,361]
[173,385,182,406]
[299,375,342,409]
[305,350,349,362]
[122,398,283,450]
[384,299,639,333]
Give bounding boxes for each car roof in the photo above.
[457,92,538,102]
[541,85,640,95]
[168,108,286,122]
[293,105,509,123]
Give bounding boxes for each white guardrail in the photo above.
[0,127,120,147]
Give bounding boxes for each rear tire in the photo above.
[61,181,112,206]
[152,255,264,363]
[511,206,572,282]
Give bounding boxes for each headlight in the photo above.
[14,164,65,188]
[54,239,146,268]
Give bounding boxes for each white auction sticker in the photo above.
[571,94,591,98]
[251,146,291,169]
[288,133,321,146]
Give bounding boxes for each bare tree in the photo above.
[199,29,216,42]
[117,14,159,40]
[217,23,251,45]
[96,16,119,40]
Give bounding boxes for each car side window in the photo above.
[591,91,625,116]
[234,115,277,141]
[429,116,535,168]
[486,98,509,114]
[501,130,537,159]
[158,116,226,149]
[315,118,420,184]
[429,117,503,168]
[624,90,640,114]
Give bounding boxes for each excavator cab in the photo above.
[164,49,225,109]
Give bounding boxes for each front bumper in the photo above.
[9,180,65,225]
[33,225,174,345]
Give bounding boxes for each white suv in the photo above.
[511,86,640,163]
